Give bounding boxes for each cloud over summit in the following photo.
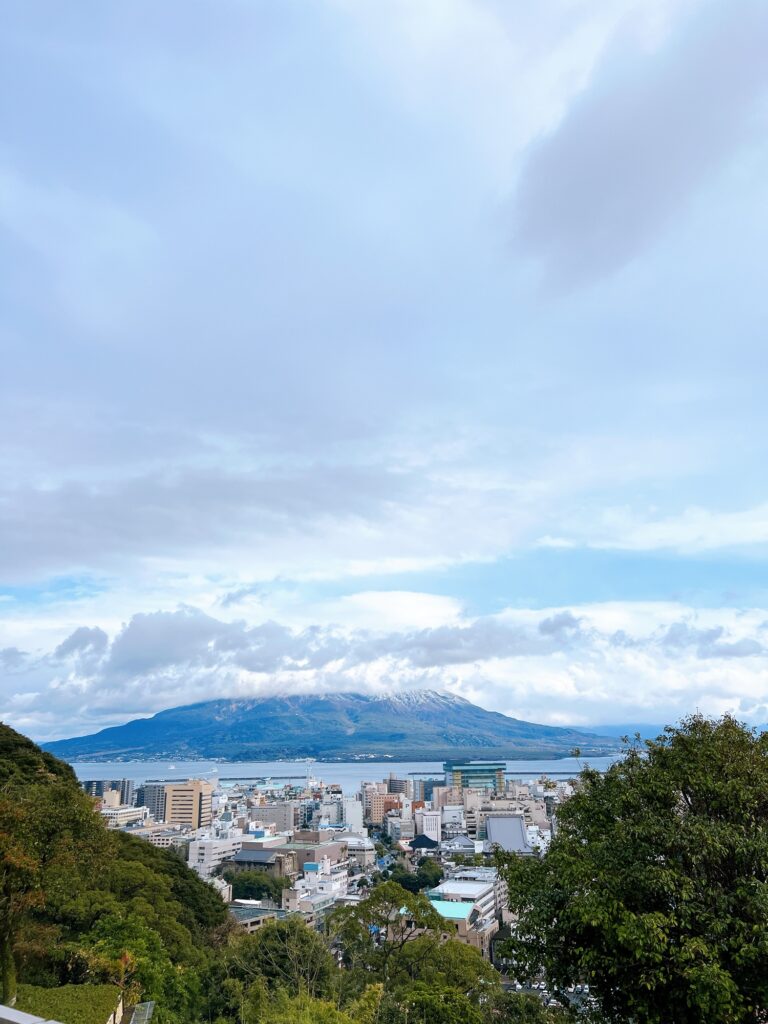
[3,601,766,741]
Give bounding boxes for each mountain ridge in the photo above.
[41,689,622,762]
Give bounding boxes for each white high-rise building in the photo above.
[343,796,364,832]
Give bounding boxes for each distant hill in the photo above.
[591,723,666,740]
[42,690,621,761]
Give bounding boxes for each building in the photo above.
[369,793,402,824]
[100,805,148,829]
[226,847,298,878]
[282,829,349,873]
[342,796,364,832]
[135,781,169,822]
[283,854,350,920]
[82,779,135,805]
[430,877,497,919]
[385,815,415,842]
[228,902,284,934]
[339,832,376,868]
[426,876,500,958]
[485,814,537,855]
[415,809,441,843]
[317,799,344,826]
[449,866,509,924]
[387,773,412,797]
[427,899,499,958]
[441,804,465,837]
[256,801,299,832]
[443,760,505,793]
[188,834,244,878]
[165,779,214,829]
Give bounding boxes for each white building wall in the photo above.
[343,797,364,832]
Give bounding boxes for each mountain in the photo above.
[591,723,666,740]
[42,690,621,761]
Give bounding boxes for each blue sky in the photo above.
[2,0,768,740]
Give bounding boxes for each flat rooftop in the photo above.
[429,899,473,921]
[431,880,493,898]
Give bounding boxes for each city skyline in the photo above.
[2,0,768,740]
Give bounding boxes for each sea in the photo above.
[68,755,620,795]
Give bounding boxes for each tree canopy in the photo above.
[497,715,768,1024]
[0,721,227,1021]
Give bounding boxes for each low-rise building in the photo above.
[188,833,244,878]
[226,847,298,878]
[429,878,497,920]
[228,901,284,934]
[100,805,148,829]
[339,832,376,868]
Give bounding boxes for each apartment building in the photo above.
[369,793,402,824]
[256,801,299,832]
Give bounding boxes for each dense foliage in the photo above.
[15,983,122,1024]
[497,715,768,1024]
[0,722,227,1021]
[220,868,290,904]
[388,858,443,893]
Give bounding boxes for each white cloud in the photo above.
[549,503,768,553]
[2,599,767,741]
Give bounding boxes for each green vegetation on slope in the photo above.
[0,721,227,1022]
[15,983,121,1024]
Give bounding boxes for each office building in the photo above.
[165,779,214,829]
[135,781,169,822]
[443,760,505,793]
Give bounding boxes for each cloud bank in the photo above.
[3,601,767,741]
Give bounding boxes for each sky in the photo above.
[2,0,768,742]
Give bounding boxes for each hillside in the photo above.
[0,721,226,1013]
[42,690,620,761]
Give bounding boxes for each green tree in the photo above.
[496,992,571,1022]
[393,937,500,999]
[329,881,442,981]
[497,715,768,1024]
[415,859,443,890]
[224,918,335,998]
[379,981,485,1024]
[0,776,105,1004]
[258,990,357,1024]
[221,869,287,904]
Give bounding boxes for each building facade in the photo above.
[165,779,214,829]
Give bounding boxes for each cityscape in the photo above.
[82,757,558,967]
[3,1,768,1023]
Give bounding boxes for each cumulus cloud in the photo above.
[2,600,767,741]
[54,626,108,660]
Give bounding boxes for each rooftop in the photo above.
[231,849,278,864]
[431,880,493,899]
[428,899,474,921]
[229,905,282,922]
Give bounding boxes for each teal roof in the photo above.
[429,899,473,921]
